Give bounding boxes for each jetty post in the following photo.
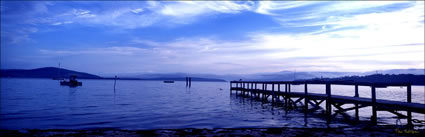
[304,83,308,111]
[272,83,275,103]
[250,82,252,97]
[354,84,359,120]
[407,84,412,126]
[114,75,117,90]
[189,77,192,88]
[254,82,258,98]
[325,83,332,124]
[242,82,245,96]
[264,83,268,101]
[229,80,425,126]
[284,83,288,107]
[371,85,377,124]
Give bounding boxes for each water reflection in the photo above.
[186,88,191,94]
[229,92,376,128]
[68,87,77,102]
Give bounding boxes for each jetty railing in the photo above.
[230,80,425,126]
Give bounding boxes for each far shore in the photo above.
[0,77,228,82]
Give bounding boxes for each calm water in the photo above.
[1,78,424,130]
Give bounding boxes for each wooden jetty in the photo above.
[230,80,425,126]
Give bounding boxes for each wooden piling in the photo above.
[326,83,332,116]
[189,77,192,88]
[265,83,268,101]
[285,84,288,107]
[325,83,332,124]
[272,84,275,103]
[242,82,245,96]
[304,83,308,111]
[407,84,412,126]
[114,75,117,90]
[262,83,265,100]
[371,85,377,124]
[355,84,359,120]
[230,82,232,94]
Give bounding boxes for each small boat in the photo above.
[163,80,174,83]
[53,62,64,80]
[60,75,82,87]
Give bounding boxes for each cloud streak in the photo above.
[8,1,256,29]
[40,47,148,56]
[2,1,424,74]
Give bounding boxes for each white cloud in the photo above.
[70,9,96,18]
[256,1,320,15]
[4,1,424,73]
[242,2,423,72]
[40,47,148,55]
[318,1,410,13]
[127,1,424,73]
[160,1,253,17]
[34,1,256,29]
[131,8,143,14]
[51,22,62,25]
[272,1,421,28]
[51,21,72,26]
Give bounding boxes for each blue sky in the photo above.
[1,1,424,75]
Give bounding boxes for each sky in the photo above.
[1,1,424,75]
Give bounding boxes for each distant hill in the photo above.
[364,69,425,75]
[221,69,424,81]
[0,67,226,82]
[310,74,425,85]
[144,77,226,82]
[3,67,421,83]
[99,68,424,81]
[102,76,226,82]
[107,73,226,82]
[0,67,102,79]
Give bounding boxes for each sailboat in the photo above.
[52,62,64,80]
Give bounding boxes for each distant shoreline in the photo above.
[0,77,227,82]
[0,67,227,82]
[2,67,424,84]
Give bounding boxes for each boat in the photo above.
[60,75,82,87]
[163,80,174,83]
[53,62,64,80]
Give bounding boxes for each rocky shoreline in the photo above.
[1,126,424,137]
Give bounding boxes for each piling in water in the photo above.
[114,75,117,90]
[189,77,192,88]
[186,77,188,87]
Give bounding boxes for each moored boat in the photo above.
[163,80,174,83]
[60,75,82,87]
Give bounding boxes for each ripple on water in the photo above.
[1,78,424,129]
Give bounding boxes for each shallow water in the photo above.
[1,78,424,130]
